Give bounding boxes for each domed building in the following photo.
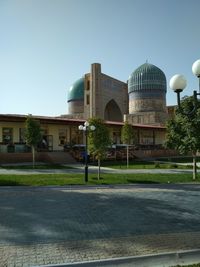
[125,62,167,125]
[67,63,128,122]
[68,77,84,114]
[64,62,168,146]
[67,62,167,126]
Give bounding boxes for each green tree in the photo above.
[88,117,111,180]
[25,115,42,168]
[121,121,136,168]
[165,96,200,180]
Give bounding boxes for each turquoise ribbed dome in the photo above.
[68,77,84,102]
[128,63,166,94]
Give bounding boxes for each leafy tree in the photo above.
[88,117,111,180]
[165,96,200,180]
[121,121,136,168]
[25,115,42,168]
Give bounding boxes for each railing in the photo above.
[0,143,31,153]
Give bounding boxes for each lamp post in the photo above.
[169,59,200,114]
[169,59,200,180]
[78,121,96,183]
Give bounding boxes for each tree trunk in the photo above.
[98,158,101,180]
[127,144,129,169]
[32,145,35,169]
[193,153,197,180]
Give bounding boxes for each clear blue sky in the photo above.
[0,0,200,116]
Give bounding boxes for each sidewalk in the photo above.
[2,234,200,267]
[0,163,198,175]
[0,185,200,266]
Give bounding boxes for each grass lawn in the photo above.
[0,173,199,186]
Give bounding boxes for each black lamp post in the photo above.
[78,121,96,183]
[169,59,200,114]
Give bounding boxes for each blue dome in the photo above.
[68,77,84,102]
[128,63,166,94]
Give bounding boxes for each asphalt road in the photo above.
[0,184,200,266]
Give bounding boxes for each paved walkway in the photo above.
[0,184,200,266]
[0,163,198,175]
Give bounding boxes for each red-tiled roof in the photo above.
[0,114,166,129]
[0,114,85,124]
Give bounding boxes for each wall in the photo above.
[134,149,179,158]
[0,121,71,151]
[0,152,52,164]
[101,74,128,121]
[87,64,128,121]
[68,100,84,114]
[124,112,167,126]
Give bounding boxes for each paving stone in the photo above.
[0,185,200,266]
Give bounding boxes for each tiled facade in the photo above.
[67,62,168,126]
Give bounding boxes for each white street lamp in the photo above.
[192,59,200,94]
[169,59,200,114]
[192,59,200,78]
[78,121,96,182]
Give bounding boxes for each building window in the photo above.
[87,80,90,90]
[2,128,13,144]
[86,94,90,105]
[19,128,26,143]
[59,129,67,145]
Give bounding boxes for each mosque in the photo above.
[66,62,167,125]
[63,62,169,147]
[0,62,175,163]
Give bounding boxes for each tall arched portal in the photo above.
[104,100,123,122]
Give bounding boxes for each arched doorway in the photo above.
[104,99,123,122]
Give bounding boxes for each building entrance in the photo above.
[39,135,53,151]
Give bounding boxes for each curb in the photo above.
[33,249,200,267]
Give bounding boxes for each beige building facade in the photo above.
[67,63,128,122]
